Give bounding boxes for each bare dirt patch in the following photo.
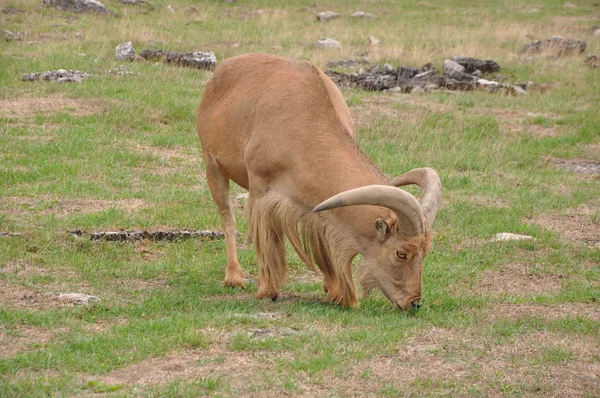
[128,142,198,165]
[83,347,271,393]
[486,302,600,322]
[0,279,65,310]
[306,328,600,396]
[0,95,110,118]
[530,202,600,248]
[475,262,564,296]
[0,325,57,358]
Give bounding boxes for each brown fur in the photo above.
[197,53,434,310]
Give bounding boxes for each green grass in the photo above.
[1,0,599,396]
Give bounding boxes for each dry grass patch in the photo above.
[0,325,57,358]
[0,95,110,119]
[530,201,600,248]
[128,142,198,165]
[81,345,277,394]
[486,303,600,322]
[352,93,454,129]
[0,195,147,218]
[475,262,564,296]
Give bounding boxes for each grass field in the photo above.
[1,0,599,396]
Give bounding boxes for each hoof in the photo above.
[256,287,279,301]
[224,275,245,289]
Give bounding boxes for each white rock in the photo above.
[351,11,377,18]
[367,36,380,46]
[316,37,341,49]
[116,41,135,61]
[317,11,340,22]
[58,293,99,304]
[490,233,534,242]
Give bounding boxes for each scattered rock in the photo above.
[519,36,586,55]
[166,5,174,14]
[138,49,217,70]
[236,192,249,201]
[116,41,135,61]
[327,57,369,69]
[316,37,341,49]
[78,229,225,242]
[234,312,281,319]
[367,36,380,46]
[0,232,23,238]
[3,30,24,41]
[120,0,154,9]
[43,0,109,13]
[75,32,83,40]
[552,159,600,175]
[2,6,22,14]
[107,65,139,76]
[58,293,99,305]
[450,56,501,74]
[490,233,534,242]
[22,69,91,83]
[351,11,376,18]
[584,54,600,68]
[249,327,298,338]
[593,26,600,37]
[316,11,340,22]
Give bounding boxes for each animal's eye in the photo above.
[396,251,407,261]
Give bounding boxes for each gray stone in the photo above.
[519,36,586,55]
[43,0,108,13]
[316,37,341,49]
[138,49,217,70]
[443,59,476,82]
[450,56,501,74]
[3,29,24,41]
[584,54,600,68]
[22,69,91,83]
[116,41,135,61]
[317,11,340,22]
[58,293,100,304]
[351,11,376,18]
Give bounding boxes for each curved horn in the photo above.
[391,167,441,228]
[313,185,425,237]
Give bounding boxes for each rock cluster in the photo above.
[138,49,217,70]
[326,56,527,95]
[22,69,91,83]
[43,0,108,13]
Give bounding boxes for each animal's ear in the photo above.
[375,218,391,242]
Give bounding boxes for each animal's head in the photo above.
[313,168,441,311]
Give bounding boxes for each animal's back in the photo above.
[197,53,355,191]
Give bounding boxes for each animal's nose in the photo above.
[411,301,422,310]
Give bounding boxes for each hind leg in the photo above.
[203,152,244,288]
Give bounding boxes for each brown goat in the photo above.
[197,53,441,310]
